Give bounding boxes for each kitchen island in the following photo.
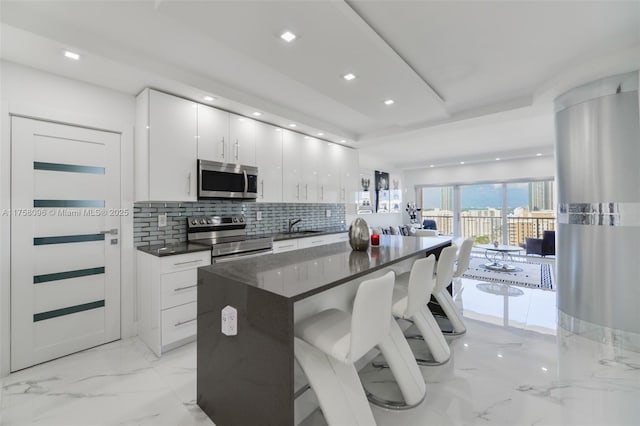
[196,235,451,426]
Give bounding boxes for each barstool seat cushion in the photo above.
[296,309,351,363]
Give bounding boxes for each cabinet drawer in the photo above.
[160,251,210,273]
[273,240,299,253]
[161,302,197,348]
[161,269,198,309]
[298,236,328,249]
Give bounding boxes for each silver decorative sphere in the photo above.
[349,218,370,251]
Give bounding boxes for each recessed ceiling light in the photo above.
[495,157,501,161]
[304,136,310,140]
[340,139,346,143]
[252,112,262,117]
[536,153,542,156]
[288,123,297,128]
[460,161,465,165]
[541,367,548,372]
[280,31,296,43]
[384,99,395,105]
[64,50,80,60]
[203,96,215,102]
[429,164,434,168]
[343,73,356,81]
[275,128,282,132]
[317,132,324,136]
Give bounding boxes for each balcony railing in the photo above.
[421,214,556,246]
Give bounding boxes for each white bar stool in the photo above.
[433,245,467,336]
[295,271,426,424]
[390,255,451,366]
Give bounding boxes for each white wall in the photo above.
[0,60,136,376]
[404,155,555,200]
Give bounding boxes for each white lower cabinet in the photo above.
[137,250,210,356]
[273,233,348,253]
[297,235,331,249]
[272,239,300,253]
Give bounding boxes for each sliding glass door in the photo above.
[418,179,555,243]
[460,183,503,244]
[420,186,454,234]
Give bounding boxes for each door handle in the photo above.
[261,179,264,199]
[187,172,191,195]
[221,137,225,158]
[100,228,118,235]
[305,184,308,200]
[235,140,239,160]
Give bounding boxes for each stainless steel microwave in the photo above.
[197,160,258,200]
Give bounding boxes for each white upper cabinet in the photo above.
[229,113,256,166]
[136,89,198,201]
[300,137,321,202]
[197,104,229,163]
[338,146,359,206]
[282,130,303,202]
[318,142,341,203]
[135,88,357,204]
[254,122,283,203]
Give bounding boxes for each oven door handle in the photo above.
[214,249,273,263]
[243,170,248,195]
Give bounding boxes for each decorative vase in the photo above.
[348,218,370,251]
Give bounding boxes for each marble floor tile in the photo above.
[2,276,640,425]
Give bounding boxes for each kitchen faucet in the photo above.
[288,218,302,233]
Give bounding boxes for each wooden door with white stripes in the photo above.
[10,116,121,371]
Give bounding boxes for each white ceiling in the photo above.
[1,0,638,169]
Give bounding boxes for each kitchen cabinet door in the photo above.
[255,122,283,202]
[282,130,303,202]
[148,90,198,201]
[339,146,359,206]
[300,137,321,202]
[318,142,340,203]
[229,113,256,166]
[197,104,230,162]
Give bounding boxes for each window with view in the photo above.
[420,180,555,245]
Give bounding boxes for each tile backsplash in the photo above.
[133,201,346,247]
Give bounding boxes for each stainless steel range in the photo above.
[187,215,273,262]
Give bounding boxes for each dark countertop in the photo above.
[199,235,451,301]
[137,242,211,257]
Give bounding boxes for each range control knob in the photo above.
[199,219,206,225]
[206,218,213,224]
[232,217,238,223]
[239,217,245,223]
